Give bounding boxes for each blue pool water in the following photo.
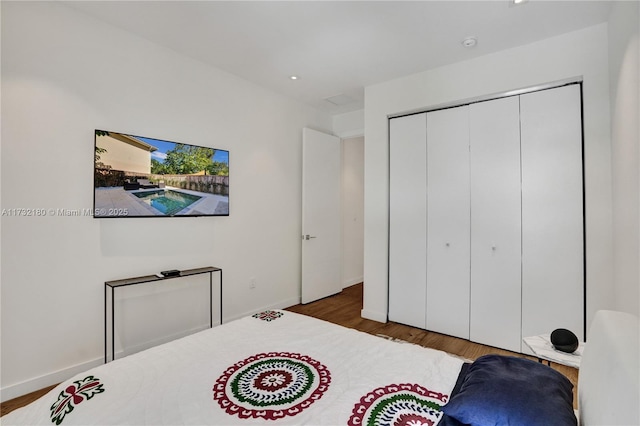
[133,190,201,216]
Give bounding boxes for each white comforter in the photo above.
[3,310,463,425]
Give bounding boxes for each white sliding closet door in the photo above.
[469,96,522,352]
[426,106,471,339]
[388,114,427,328]
[520,85,584,343]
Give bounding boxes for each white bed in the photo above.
[2,309,638,425]
[578,310,639,426]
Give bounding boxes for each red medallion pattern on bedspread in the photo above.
[251,310,285,322]
[213,352,331,420]
[3,309,463,425]
[49,375,104,425]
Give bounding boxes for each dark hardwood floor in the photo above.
[286,283,579,408]
[1,282,579,417]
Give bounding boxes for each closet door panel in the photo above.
[469,96,522,352]
[425,106,471,339]
[388,114,427,328]
[520,85,584,343]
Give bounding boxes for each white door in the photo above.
[469,96,522,352]
[388,113,428,328]
[520,85,584,344]
[301,128,342,304]
[426,106,471,339]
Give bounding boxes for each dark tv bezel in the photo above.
[93,129,229,218]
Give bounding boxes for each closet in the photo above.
[425,105,471,340]
[388,83,584,353]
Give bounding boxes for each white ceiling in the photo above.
[64,1,613,115]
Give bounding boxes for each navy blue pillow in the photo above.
[442,355,576,426]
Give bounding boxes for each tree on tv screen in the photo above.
[206,161,229,176]
[152,144,216,175]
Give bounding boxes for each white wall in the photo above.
[341,136,364,288]
[334,110,365,289]
[333,109,364,138]
[0,1,332,400]
[363,24,614,327]
[608,1,640,317]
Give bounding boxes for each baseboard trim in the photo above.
[2,297,301,403]
[361,308,387,323]
[342,276,364,288]
[1,357,103,403]
[115,325,210,360]
[1,325,210,403]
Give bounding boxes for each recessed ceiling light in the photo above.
[462,37,477,48]
[511,0,528,5]
[289,75,300,80]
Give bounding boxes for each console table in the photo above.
[104,266,222,363]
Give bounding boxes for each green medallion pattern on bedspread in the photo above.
[0,309,463,425]
[213,352,331,420]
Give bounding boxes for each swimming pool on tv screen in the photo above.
[133,189,201,216]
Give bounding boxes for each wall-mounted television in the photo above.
[94,130,229,218]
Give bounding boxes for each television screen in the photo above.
[94,130,229,218]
